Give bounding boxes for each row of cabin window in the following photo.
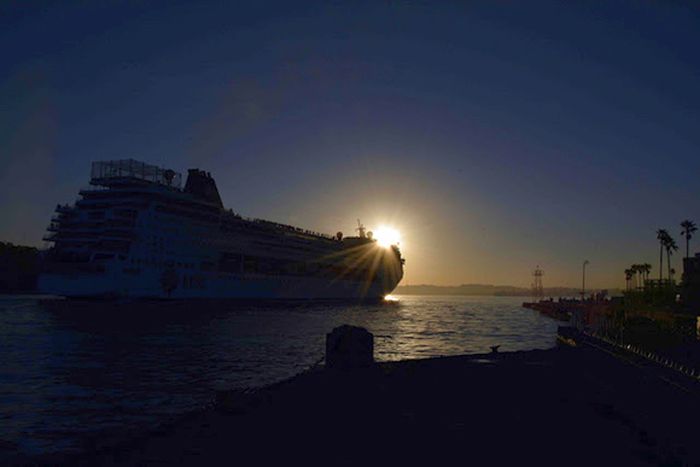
[123,255,375,280]
[219,254,374,280]
[85,209,138,221]
[130,258,197,269]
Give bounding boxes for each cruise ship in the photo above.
[39,160,404,299]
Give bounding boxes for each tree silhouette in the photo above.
[656,229,670,281]
[681,219,697,260]
[665,236,678,282]
[632,264,641,289]
[641,263,651,287]
[630,264,637,289]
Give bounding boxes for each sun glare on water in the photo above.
[374,226,401,248]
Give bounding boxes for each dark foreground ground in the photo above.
[20,342,700,466]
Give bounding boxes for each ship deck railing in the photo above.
[240,216,336,241]
[90,159,182,188]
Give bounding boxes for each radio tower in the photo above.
[532,266,544,301]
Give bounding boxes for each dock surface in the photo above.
[28,344,700,466]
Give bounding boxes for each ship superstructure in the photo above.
[39,160,404,299]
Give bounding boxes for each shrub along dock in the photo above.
[26,327,700,466]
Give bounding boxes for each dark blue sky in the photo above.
[2,1,699,287]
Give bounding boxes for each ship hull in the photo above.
[38,265,402,300]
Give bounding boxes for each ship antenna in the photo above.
[356,219,366,238]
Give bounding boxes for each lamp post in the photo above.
[581,260,589,300]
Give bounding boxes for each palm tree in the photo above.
[632,264,641,289]
[657,229,669,281]
[639,263,651,288]
[629,265,635,289]
[624,268,633,291]
[644,263,652,284]
[665,236,678,281]
[681,220,697,260]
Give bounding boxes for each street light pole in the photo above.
[582,260,589,300]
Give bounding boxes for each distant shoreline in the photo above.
[394,292,533,297]
[396,284,622,297]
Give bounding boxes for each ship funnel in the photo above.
[184,169,223,207]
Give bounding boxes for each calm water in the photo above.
[0,294,558,457]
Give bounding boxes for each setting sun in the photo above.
[374,226,401,248]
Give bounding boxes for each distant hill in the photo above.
[395,284,622,297]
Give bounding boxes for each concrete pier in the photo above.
[18,341,700,466]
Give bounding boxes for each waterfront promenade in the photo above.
[32,340,700,466]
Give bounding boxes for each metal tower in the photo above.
[356,219,367,238]
[532,266,544,301]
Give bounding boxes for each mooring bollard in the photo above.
[325,325,374,370]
